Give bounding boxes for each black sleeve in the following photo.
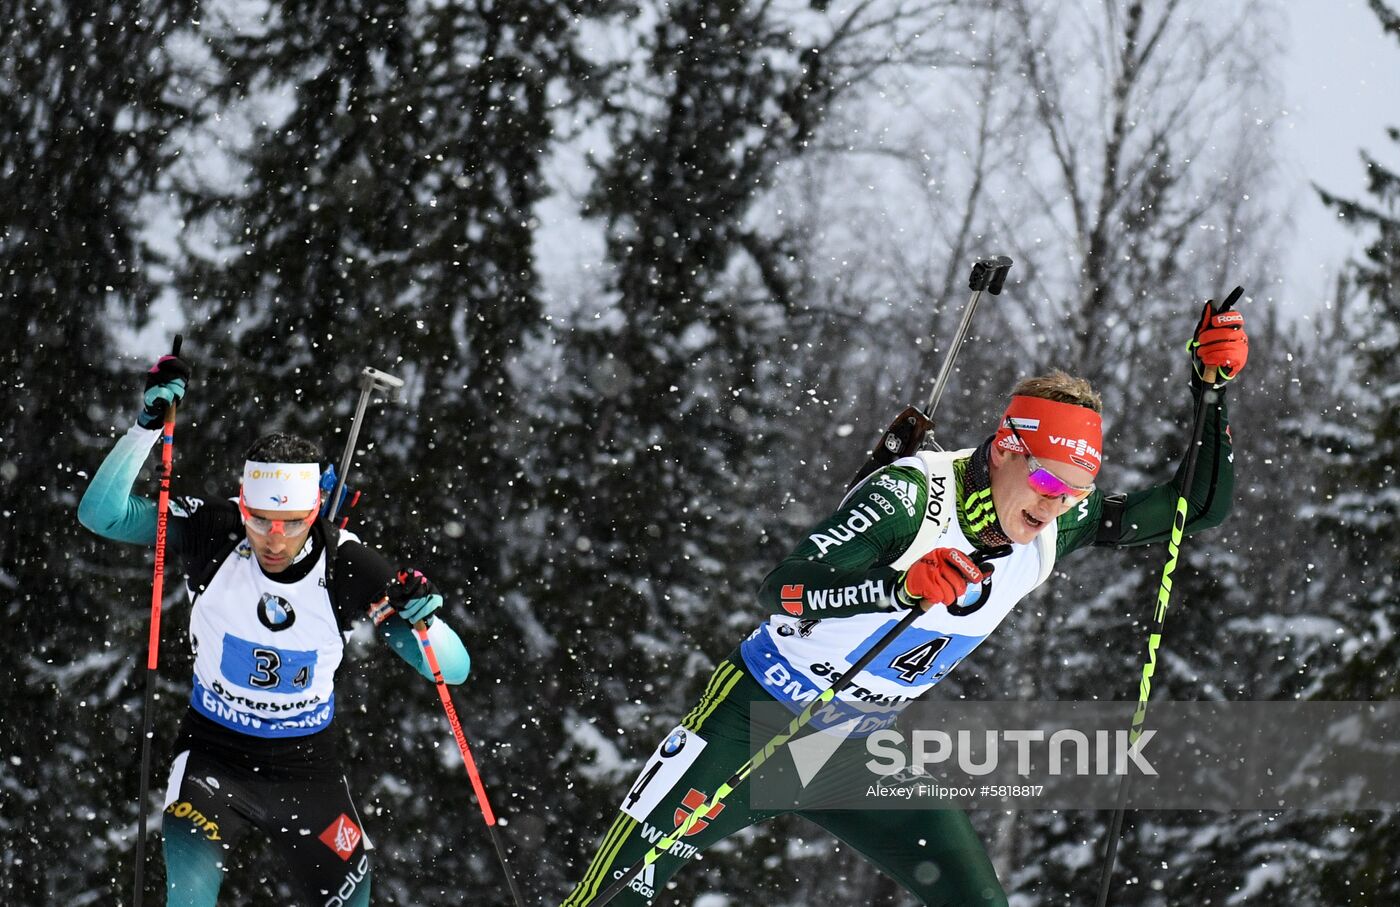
[169,497,244,582]
[332,540,396,627]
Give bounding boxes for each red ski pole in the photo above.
[133,335,181,906]
[413,619,525,907]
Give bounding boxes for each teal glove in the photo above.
[371,569,444,627]
[137,354,191,428]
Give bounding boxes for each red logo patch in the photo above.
[674,788,725,836]
[780,584,804,616]
[318,813,363,861]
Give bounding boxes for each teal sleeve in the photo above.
[77,424,162,545]
[378,618,471,685]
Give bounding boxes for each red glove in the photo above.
[898,548,990,610]
[1191,302,1248,383]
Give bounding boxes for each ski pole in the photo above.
[594,550,1008,905]
[412,618,526,907]
[133,334,182,907]
[1093,287,1243,906]
[599,260,1014,905]
[327,367,405,524]
[848,256,1013,491]
[327,368,524,903]
[924,254,1013,417]
[593,559,1008,907]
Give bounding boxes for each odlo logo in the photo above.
[323,854,370,907]
[674,788,724,836]
[257,593,296,631]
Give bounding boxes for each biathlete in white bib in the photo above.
[79,353,471,907]
[562,303,1250,906]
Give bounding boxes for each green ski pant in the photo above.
[561,658,1007,906]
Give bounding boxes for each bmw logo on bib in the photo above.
[946,579,992,617]
[257,592,297,631]
[661,727,688,758]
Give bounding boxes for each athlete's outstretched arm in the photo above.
[378,619,471,684]
[756,462,926,617]
[1057,387,1235,557]
[343,556,472,684]
[79,353,192,545]
[77,424,162,545]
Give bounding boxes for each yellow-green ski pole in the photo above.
[1094,287,1242,906]
[593,546,1009,906]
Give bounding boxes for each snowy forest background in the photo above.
[2,0,1397,904]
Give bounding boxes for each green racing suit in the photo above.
[562,390,1233,906]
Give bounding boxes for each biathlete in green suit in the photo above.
[562,302,1250,906]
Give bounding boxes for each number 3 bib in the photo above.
[188,538,348,738]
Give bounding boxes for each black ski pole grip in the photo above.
[1217,286,1243,313]
[172,334,183,357]
[969,259,994,292]
[988,256,1013,295]
[968,256,1015,294]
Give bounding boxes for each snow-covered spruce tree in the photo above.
[1154,3,1400,901]
[164,2,621,902]
[1290,2,1400,901]
[1309,9,1400,695]
[0,2,195,902]
[529,2,914,902]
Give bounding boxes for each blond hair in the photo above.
[1010,370,1102,413]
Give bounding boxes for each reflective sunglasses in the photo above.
[238,491,321,536]
[1006,424,1095,502]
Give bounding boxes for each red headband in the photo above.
[994,395,1103,476]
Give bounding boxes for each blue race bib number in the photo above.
[220,634,317,694]
[848,622,980,686]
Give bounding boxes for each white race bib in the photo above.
[619,725,709,821]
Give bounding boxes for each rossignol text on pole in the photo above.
[1093,287,1244,906]
[133,334,182,907]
